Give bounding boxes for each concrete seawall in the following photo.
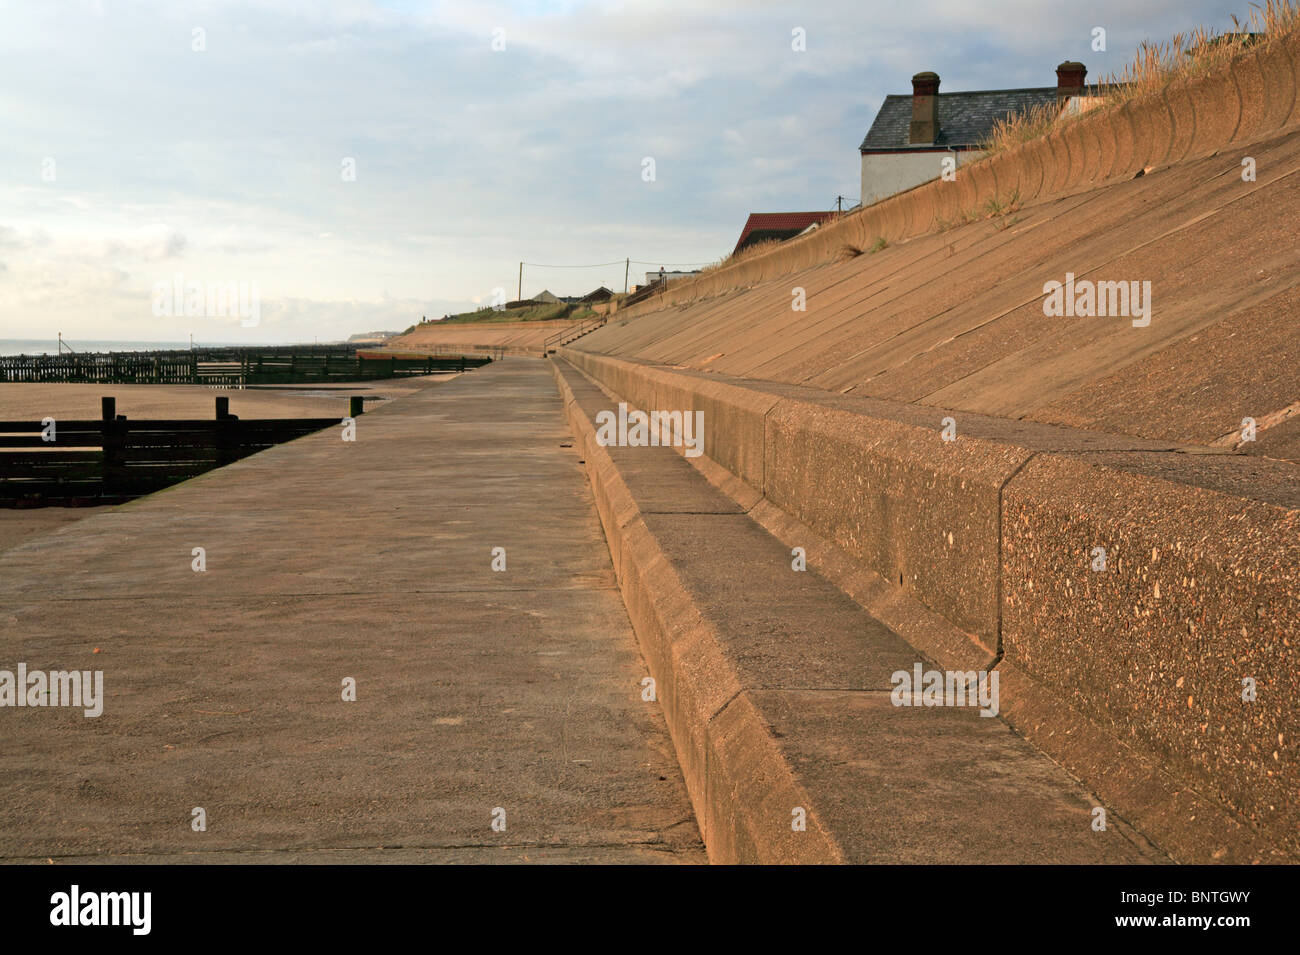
[558,347,1299,863]
[549,356,1175,864]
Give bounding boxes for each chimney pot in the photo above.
[909,71,940,144]
[1056,60,1087,102]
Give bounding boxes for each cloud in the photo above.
[0,0,1241,340]
[100,227,187,262]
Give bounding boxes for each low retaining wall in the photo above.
[560,347,1299,862]
[549,358,842,862]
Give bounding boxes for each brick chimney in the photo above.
[1056,61,1086,103]
[909,71,940,145]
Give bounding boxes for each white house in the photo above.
[859,62,1089,207]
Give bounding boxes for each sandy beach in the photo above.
[0,375,453,421]
[0,375,454,551]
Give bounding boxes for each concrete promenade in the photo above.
[0,360,704,863]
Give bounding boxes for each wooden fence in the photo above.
[0,396,344,506]
[0,349,488,385]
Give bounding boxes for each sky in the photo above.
[0,0,1242,344]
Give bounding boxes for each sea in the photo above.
[0,338,307,356]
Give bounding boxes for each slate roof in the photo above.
[733,211,838,255]
[860,87,1060,151]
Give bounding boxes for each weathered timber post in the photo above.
[215,396,235,466]
[100,397,124,496]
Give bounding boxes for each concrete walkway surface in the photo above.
[0,360,704,864]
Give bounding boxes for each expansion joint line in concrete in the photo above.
[709,688,745,725]
[761,397,775,494]
[706,684,895,726]
[994,451,1037,662]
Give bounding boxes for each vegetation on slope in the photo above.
[400,302,598,334]
[981,0,1300,156]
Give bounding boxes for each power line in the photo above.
[522,259,715,269]
[522,260,626,269]
[628,260,714,268]
[516,256,715,299]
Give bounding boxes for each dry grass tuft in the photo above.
[935,190,1023,232]
[983,190,1021,217]
[981,98,1064,155]
[979,1,1300,157]
[696,238,784,276]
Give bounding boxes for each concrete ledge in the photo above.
[557,347,1300,862]
[550,359,840,862]
[1003,453,1300,859]
[997,658,1280,864]
[762,398,1023,646]
[561,350,1181,649]
[549,357,1173,864]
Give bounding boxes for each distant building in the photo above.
[559,286,615,305]
[642,269,701,285]
[533,289,561,304]
[859,61,1089,207]
[732,212,839,256]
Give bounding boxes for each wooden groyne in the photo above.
[0,396,349,506]
[0,346,489,386]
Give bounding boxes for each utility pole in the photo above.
[624,258,629,294]
[836,195,844,213]
[518,262,523,302]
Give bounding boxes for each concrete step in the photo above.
[552,357,1169,864]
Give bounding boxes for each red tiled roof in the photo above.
[733,211,838,255]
